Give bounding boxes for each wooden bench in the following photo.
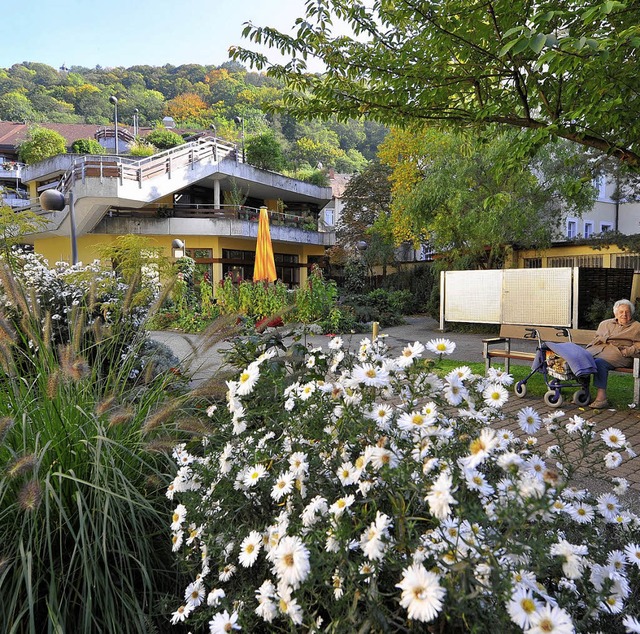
[483,324,640,404]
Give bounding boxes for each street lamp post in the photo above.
[39,189,78,265]
[133,108,139,137]
[171,238,185,259]
[109,96,119,155]
[233,116,245,162]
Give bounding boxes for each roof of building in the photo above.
[328,171,352,198]
[0,121,156,154]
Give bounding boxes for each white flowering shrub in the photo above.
[168,334,640,633]
[0,250,169,383]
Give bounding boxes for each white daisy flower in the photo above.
[483,383,509,408]
[597,493,620,520]
[170,604,193,624]
[425,338,456,356]
[360,511,393,561]
[236,363,260,396]
[272,535,311,589]
[565,415,585,434]
[527,604,574,634]
[443,377,469,406]
[184,579,205,607]
[171,503,187,531]
[623,615,640,633]
[487,366,514,385]
[425,470,457,520]
[567,502,594,524]
[368,403,394,429]
[604,451,623,469]
[271,471,295,501]
[238,530,263,567]
[243,463,268,488]
[517,406,541,434]
[625,542,640,567]
[336,461,361,486]
[255,580,277,623]
[396,341,425,367]
[550,539,588,580]
[601,427,626,448]
[396,563,446,622]
[218,563,236,582]
[302,495,328,527]
[289,451,309,476]
[351,362,390,388]
[330,494,355,517]
[207,588,225,607]
[328,336,343,350]
[208,609,241,633]
[276,584,303,625]
[507,587,542,629]
[206,404,217,417]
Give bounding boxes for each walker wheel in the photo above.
[514,382,527,398]
[572,389,591,406]
[544,390,564,408]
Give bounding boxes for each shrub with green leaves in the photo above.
[145,128,185,150]
[70,138,103,154]
[216,276,292,321]
[167,333,640,632]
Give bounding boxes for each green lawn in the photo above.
[432,359,636,409]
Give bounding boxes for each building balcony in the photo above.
[92,204,336,247]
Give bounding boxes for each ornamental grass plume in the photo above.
[168,330,640,633]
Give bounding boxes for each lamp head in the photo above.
[109,95,118,105]
[171,239,184,249]
[39,189,66,211]
[233,116,242,126]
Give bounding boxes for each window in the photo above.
[584,221,594,238]
[221,249,300,286]
[566,220,578,239]
[600,222,613,233]
[523,258,542,268]
[324,207,334,227]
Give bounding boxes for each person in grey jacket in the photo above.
[586,299,640,409]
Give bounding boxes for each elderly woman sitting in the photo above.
[586,299,640,409]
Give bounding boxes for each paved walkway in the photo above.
[151,315,640,497]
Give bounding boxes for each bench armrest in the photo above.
[482,337,507,344]
[483,337,511,373]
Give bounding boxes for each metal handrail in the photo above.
[55,137,238,195]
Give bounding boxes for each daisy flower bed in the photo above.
[167,333,640,633]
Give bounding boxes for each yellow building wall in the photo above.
[33,232,325,294]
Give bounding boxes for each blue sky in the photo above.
[3,0,309,70]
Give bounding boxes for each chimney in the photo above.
[329,167,335,179]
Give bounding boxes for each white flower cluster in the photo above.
[168,336,640,633]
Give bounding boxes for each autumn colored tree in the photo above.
[379,126,596,268]
[164,92,208,124]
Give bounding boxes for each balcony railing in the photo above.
[108,203,319,231]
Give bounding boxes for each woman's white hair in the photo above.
[613,299,635,315]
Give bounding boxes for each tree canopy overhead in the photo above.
[231,0,640,168]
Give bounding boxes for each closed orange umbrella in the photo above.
[253,206,277,282]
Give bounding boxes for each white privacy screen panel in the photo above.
[501,268,573,326]
[443,270,503,323]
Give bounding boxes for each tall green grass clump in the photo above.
[0,253,190,633]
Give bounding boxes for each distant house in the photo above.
[0,122,334,290]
